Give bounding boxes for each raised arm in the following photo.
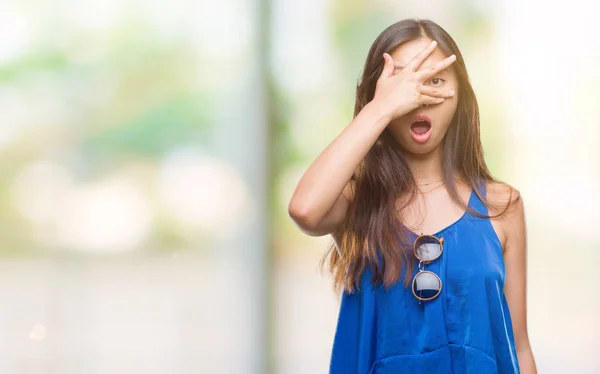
[288,40,457,236]
[287,103,389,236]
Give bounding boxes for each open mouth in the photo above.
[409,115,433,143]
[410,120,431,135]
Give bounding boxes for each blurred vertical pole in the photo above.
[256,0,275,373]
[213,0,274,371]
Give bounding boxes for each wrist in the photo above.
[363,100,393,128]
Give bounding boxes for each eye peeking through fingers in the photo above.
[426,77,445,87]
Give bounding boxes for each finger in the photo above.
[378,53,395,80]
[416,54,457,81]
[418,95,445,106]
[419,86,455,98]
[405,40,438,72]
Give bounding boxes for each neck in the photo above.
[400,146,444,184]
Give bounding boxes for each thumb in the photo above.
[380,53,394,79]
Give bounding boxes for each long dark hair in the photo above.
[319,18,519,294]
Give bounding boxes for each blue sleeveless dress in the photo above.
[329,187,521,374]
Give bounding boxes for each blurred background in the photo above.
[0,0,598,373]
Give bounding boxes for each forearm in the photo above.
[517,346,537,374]
[288,101,390,222]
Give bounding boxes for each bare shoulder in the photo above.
[485,180,525,250]
[485,180,522,216]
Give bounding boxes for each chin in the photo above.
[393,135,441,156]
[401,144,437,155]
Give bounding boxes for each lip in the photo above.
[411,114,432,125]
[409,114,433,144]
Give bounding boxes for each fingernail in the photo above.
[449,90,455,95]
[431,40,437,47]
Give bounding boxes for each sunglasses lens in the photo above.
[413,271,441,300]
[414,236,442,261]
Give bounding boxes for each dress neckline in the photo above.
[404,188,475,238]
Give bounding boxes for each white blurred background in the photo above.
[0,0,598,373]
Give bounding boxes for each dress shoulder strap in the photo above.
[468,180,490,217]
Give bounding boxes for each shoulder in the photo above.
[484,180,525,249]
[485,180,522,217]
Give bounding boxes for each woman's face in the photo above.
[386,37,459,155]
